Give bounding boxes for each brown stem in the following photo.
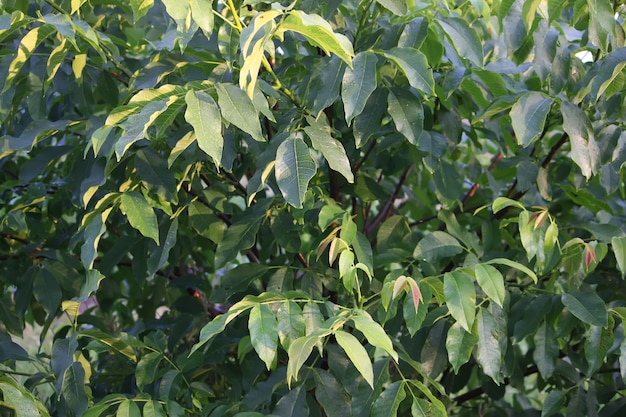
[365,164,413,236]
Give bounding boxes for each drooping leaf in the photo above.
[335,329,374,388]
[342,51,378,124]
[0,376,51,417]
[474,264,506,307]
[371,380,406,417]
[612,236,626,277]
[275,137,317,208]
[443,271,476,332]
[120,191,159,244]
[510,92,552,147]
[62,362,88,417]
[561,291,608,327]
[216,83,264,141]
[352,310,398,361]
[184,90,223,167]
[561,100,599,179]
[80,329,137,361]
[304,116,354,183]
[287,330,331,387]
[387,88,424,145]
[446,322,478,373]
[383,47,434,95]
[249,303,279,370]
[475,308,503,382]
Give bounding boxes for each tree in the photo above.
[1,0,626,415]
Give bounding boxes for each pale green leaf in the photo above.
[437,18,483,67]
[335,329,374,388]
[304,116,354,183]
[561,100,599,179]
[352,310,398,361]
[376,0,407,15]
[129,0,154,22]
[612,236,626,277]
[184,90,223,167]
[342,51,378,124]
[484,257,537,283]
[446,322,478,373]
[190,0,214,34]
[591,48,626,102]
[216,83,264,141]
[0,376,51,417]
[383,47,434,95]
[475,264,506,307]
[143,400,167,417]
[443,271,476,332]
[279,10,354,65]
[521,0,541,30]
[510,92,552,147]
[561,291,608,327]
[115,99,170,159]
[5,24,57,92]
[277,302,305,351]
[414,231,463,262]
[80,329,137,361]
[275,137,317,208]
[287,330,330,387]
[387,88,424,145]
[249,304,279,370]
[116,399,141,417]
[120,191,159,244]
[475,308,502,382]
[587,0,615,51]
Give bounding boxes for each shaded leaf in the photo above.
[561,291,608,327]
[371,380,406,417]
[383,47,434,95]
[533,321,558,378]
[475,308,502,382]
[437,18,483,67]
[342,51,378,124]
[305,116,354,183]
[387,88,424,145]
[414,231,463,262]
[561,100,599,179]
[312,370,350,417]
[475,264,506,307]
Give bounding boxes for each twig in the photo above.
[365,164,413,236]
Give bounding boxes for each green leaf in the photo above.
[521,0,541,30]
[143,400,167,417]
[135,147,178,203]
[273,385,307,416]
[312,370,351,417]
[475,308,503,382]
[376,0,407,15]
[611,236,626,277]
[342,51,378,124]
[446,322,478,373]
[62,362,88,417]
[542,390,565,417]
[474,264,506,307]
[136,352,163,390]
[590,48,626,101]
[216,83,264,141]
[510,92,552,147]
[5,24,57,92]
[533,321,558,378]
[437,17,483,67]
[0,332,29,362]
[147,217,178,277]
[184,90,223,167]
[585,320,613,374]
[406,380,447,417]
[352,310,399,361]
[587,0,614,52]
[129,0,154,22]
[287,330,330,387]
[279,10,354,65]
[371,380,406,417]
[484,257,537,283]
[304,116,354,183]
[190,0,214,34]
[116,399,141,417]
[335,329,374,388]
[444,271,476,332]
[120,191,159,244]
[561,100,599,179]
[188,201,224,243]
[277,301,305,351]
[561,291,608,327]
[249,304,279,370]
[0,375,51,417]
[80,329,137,361]
[275,137,317,208]
[387,88,424,145]
[414,231,464,262]
[115,99,171,159]
[312,56,346,115]
[383,47,434,96]
[33,268,61,316]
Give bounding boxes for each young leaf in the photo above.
[184,90,223,167]
[352,310,399,361]
[216,83,264,141]
[342,51,378,124]
[383,47,434,96]
[561,291,608,327]
[510,92,552,147]
[446,322,478,373]
[249,304,279,370]
[474,264,506,307]
[443,271,476,332]
[387,88,424,145]
[304,116,354,183]
[275,137,317,208]
[120,191,159,244]
[335,329,374,388]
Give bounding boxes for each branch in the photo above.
[352,139,377,173]
[365,164,413,236]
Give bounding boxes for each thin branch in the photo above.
[365,164,413,236]
[459,152,503,209]
[352,139,377,173]
[1,233,29,245]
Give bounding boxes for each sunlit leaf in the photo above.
[443,271,476,332]
[275,137,317,208]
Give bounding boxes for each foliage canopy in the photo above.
[1,0,626,416]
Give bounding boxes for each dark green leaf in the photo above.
[387,88,424,145]
[533,321,558,378]
[475,308,502,382]
[342,51,378,124]
[561,291,608,327]
[371,380,406,417]
[510,92,552,147]
[277,301,305,350]
[312,370,350,417]
[62,362,88,417]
